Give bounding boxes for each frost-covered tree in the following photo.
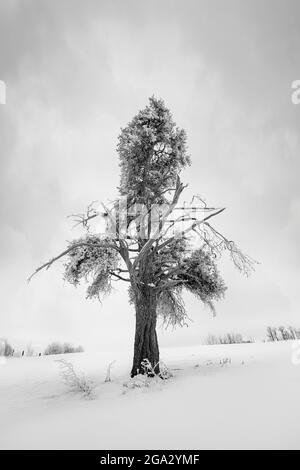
[30,97,255,377]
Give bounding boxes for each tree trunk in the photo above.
[131,286,160,377]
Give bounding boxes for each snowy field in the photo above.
[0,341,300,450]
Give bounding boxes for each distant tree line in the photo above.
[266,326,300,342]
[44,342,84,355]
[0,339,14,357]
[204,326,300,346]
[0,338,84,357]
[204,333,253,346]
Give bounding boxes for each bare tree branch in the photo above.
[132,176,187,271]
[68,201,101,231]
[156,207,226,252]
[109,272,131,282]
[204,222,258,275]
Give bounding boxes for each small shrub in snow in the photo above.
[140,358,173,379]
[156,361,173,380]
[219,357,232,367]
[123,358,172,392]
[123,374,154,391]
[56,359,94,399]
[205,360,214,366]
[104,360,116,383]
[141,358,158,376]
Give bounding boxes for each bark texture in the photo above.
[131,286,160,377]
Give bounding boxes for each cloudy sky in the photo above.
[0,0,299,353]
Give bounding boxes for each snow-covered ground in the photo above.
[0,341,300,450]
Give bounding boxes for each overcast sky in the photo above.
[0,0,299,353]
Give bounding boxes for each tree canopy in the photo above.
[118,96,190,205]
